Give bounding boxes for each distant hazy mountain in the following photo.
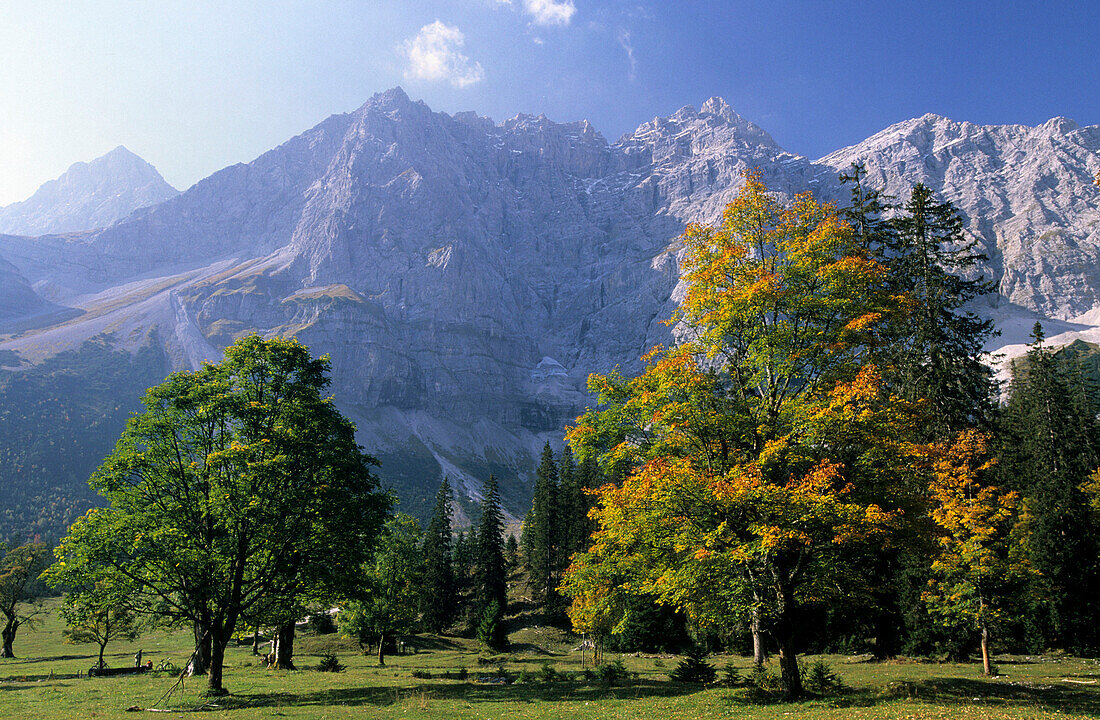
[1,88,1098,537]
[0,146,178,236]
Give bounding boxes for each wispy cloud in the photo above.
[523,0,576,26]
[402,21,485,88]
[618,29,636,80]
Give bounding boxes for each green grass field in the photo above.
[3,601,1100,719]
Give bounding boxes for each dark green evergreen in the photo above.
[474,475,507,619]
[526,443,559,611]
[884,183,997,438]
[999,323,1100,652]
[420,477,456,633]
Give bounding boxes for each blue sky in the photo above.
[0,1,1096,204]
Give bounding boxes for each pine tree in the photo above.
[885,183,997,438]
[474,475,507,620]
[421,477,456,633]
[999,323,1100,651]
[527,443,559,610]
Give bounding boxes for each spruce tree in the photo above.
[999,323,1100,651]
[474,475,507,620]
[421,477,456,633]
[527,443,559,610]
[885,183,997,438]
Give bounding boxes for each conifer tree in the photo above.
[885,183,997,438]
[999,323,1100,651]
[421,477,456,633]
[474,475,507,620]
[527,443,559,610]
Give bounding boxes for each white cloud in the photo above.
[402,21,485,88]
[523,0,576,26]
[618,30,636,81]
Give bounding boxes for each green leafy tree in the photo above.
[420,477,456,633]
[47,336,389,695]
[58,581,142,670]
[0,542,49,658]
[340,514,423,665]
[999,323,1100,651]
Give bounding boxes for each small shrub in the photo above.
[457,666,468,680]
[669,647,717,684]
[411,669,432,679]
[538,663,559,683]
[582,668,596,682]
[653,658,665,668]
[746,661,783,700]
[516,669,533,684]
[317,653,345,673]
[596,659,630,686]
[723,662,741,686]
[804,659,842,695]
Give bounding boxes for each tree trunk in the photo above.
[981,622,992,676]
[751,607,768,665]
[378,632,386,666]
[0,617,17,658]
[251,628,261,656]
[773,588,802,700]
[206,637,229,696]
[272,624,296,670]
[776,632,802,700]
[188,623,210,676]
[97,642,107,669]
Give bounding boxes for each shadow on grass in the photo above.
[408,635,466,651]
[743,676,1100,715]
[217,679,701,711]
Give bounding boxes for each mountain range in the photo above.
[1,87,1098,534]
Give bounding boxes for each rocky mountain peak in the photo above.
[0,146,179,236]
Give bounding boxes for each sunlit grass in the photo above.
[3,600,1100,719]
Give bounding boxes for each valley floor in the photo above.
[3,606,1100,719]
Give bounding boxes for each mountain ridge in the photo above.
[0,88,1098,534]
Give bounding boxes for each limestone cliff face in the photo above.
[1,89,1098,512]
[817,114,1100,319]
[0,146,179,236]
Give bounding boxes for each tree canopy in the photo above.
[564,174,916,697]
[47,335,389,694]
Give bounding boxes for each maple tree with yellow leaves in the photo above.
[563,173,920,698]
[920,430,1031,676]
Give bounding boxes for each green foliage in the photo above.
[668,646,717,684]
[0,338,167,543]
[474,476,507,619]
[526,443,559,611]
[476,600,506,652]
[804,658,843,695]
[882,183,997,438]
[0,541,49,657]
[316,652,345,672]
[306,612,337,635]
[339,514,424,663]
[46,335,389,692]
[595,658,631,686]
[58,583,142,668]
[1001,325,1100,652]
[420,477,456,633]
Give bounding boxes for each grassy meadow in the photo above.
[3,600,1100,719]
